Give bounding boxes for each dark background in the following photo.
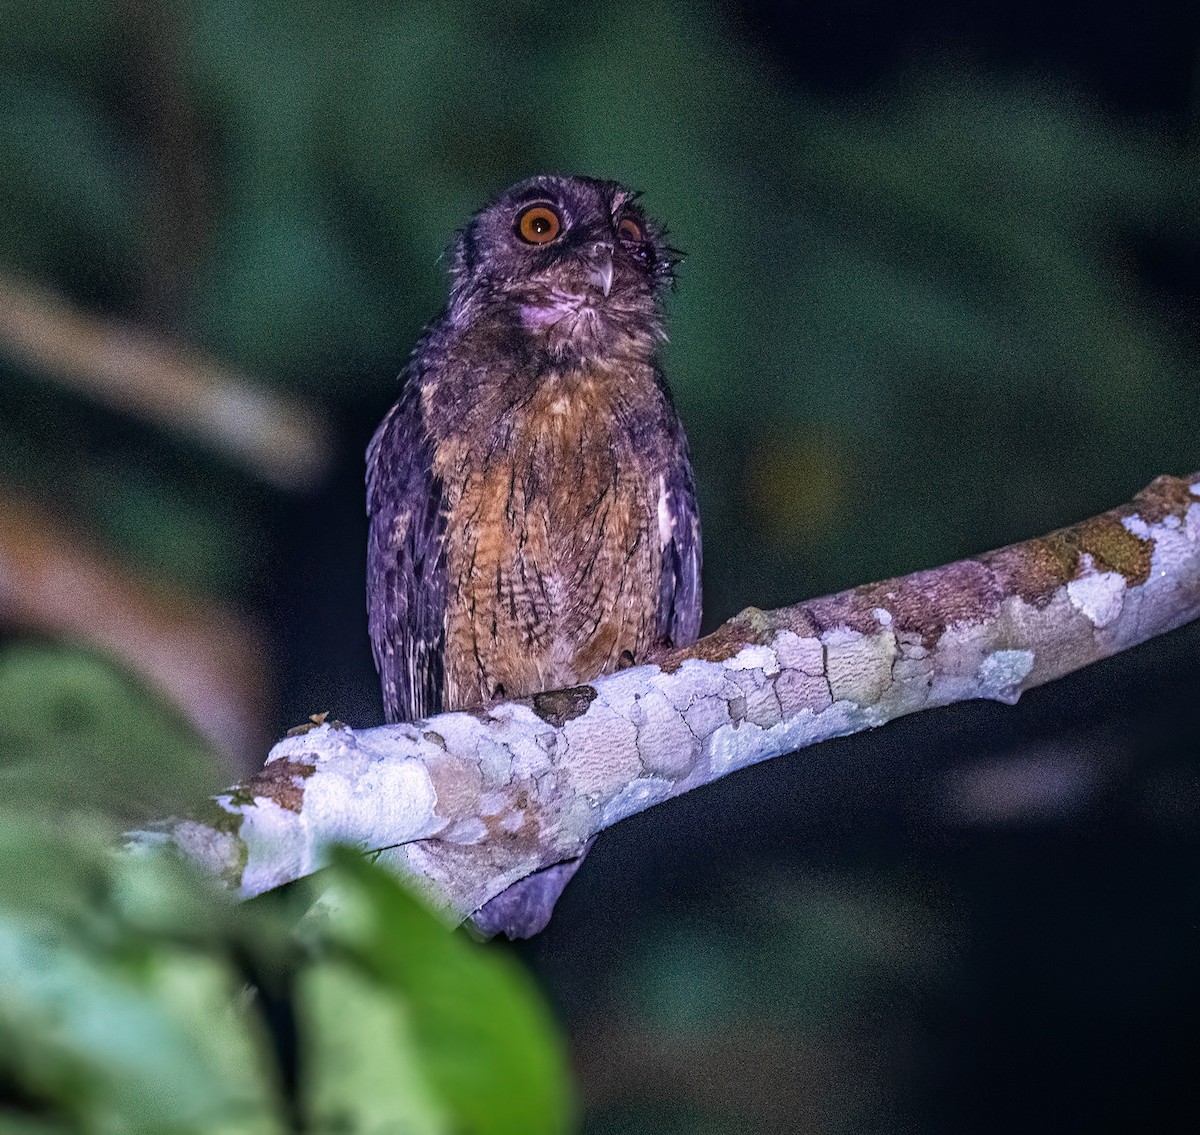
[2,1,1198,1131]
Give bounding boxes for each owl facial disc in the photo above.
[447,174,676,365]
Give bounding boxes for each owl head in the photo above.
[447,174,678,363]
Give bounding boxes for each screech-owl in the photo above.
[367,174,702,937]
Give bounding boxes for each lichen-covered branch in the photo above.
[135,473,1200,926]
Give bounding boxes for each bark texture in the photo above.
[132,473,1200,926]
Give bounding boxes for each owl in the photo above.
[367,174,702,937]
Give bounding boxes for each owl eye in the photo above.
[516,204,562,245]
[617,216,655,268]
[617,217,643,244]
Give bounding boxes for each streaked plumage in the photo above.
[367,174,701,935]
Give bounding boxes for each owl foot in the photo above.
[467,838,597,940]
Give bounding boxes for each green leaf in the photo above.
[0,808,284,1134]
[299,960,449,1135]
[0,643,226,824]
[0,916,283,1135]
[0,809,118,934]
[306,851,574,1135]
[0,817,573,1133]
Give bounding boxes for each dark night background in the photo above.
[1,1,1198,1132]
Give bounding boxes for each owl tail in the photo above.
[467,838,596,940]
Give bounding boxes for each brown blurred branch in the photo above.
[0,489,269,770]
[0,270,332,489]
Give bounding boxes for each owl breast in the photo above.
[433,367,660,710]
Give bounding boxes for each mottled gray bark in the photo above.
[131,473,1200,928]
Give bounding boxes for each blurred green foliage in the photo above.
[0,642,224,822]
[577,871,954,1134]
[2,0,1196,619]
[0,1,1196,1131]
[0,681,573,1132]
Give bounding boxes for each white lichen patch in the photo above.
[650,657,734,709]
[704,698,872,782]
[925,622,1006,706]
[1123,515,1151,539]
[560,700,641,797]
[419,711,515,788]
[238,799,313,898]
[976,649,1035,705]
[991,590,1104,690]
[887,652,935,707]
[728,667,784,727]
[775,667,833,717]
[1100,500,1200,652]
[725,644,781,676]
[599,776,677,828]
[301,752,441,852]
[354,722,442,767]
[442,817,488,844]
[1066,555,1127,628]
[628,688,700,777]
[165,820,244,883]
[498,810,527,834]
[500,724,557,784]
[478,790,510,817]
[267,721,365,765]
[591,663,660,707]
[821,626,897,706]
[683,694,732,739]
[772,630,825,675]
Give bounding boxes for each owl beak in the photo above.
[585,244,614,297]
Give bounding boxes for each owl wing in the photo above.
[472,399,703,942]
[655,416,703,648]
[366,374,447,723]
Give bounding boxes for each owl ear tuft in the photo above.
[609,185,641,217]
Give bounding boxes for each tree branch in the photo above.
[134,473,1200,925]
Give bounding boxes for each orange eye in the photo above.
[516,204,562,244]
[618,217,643,244]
